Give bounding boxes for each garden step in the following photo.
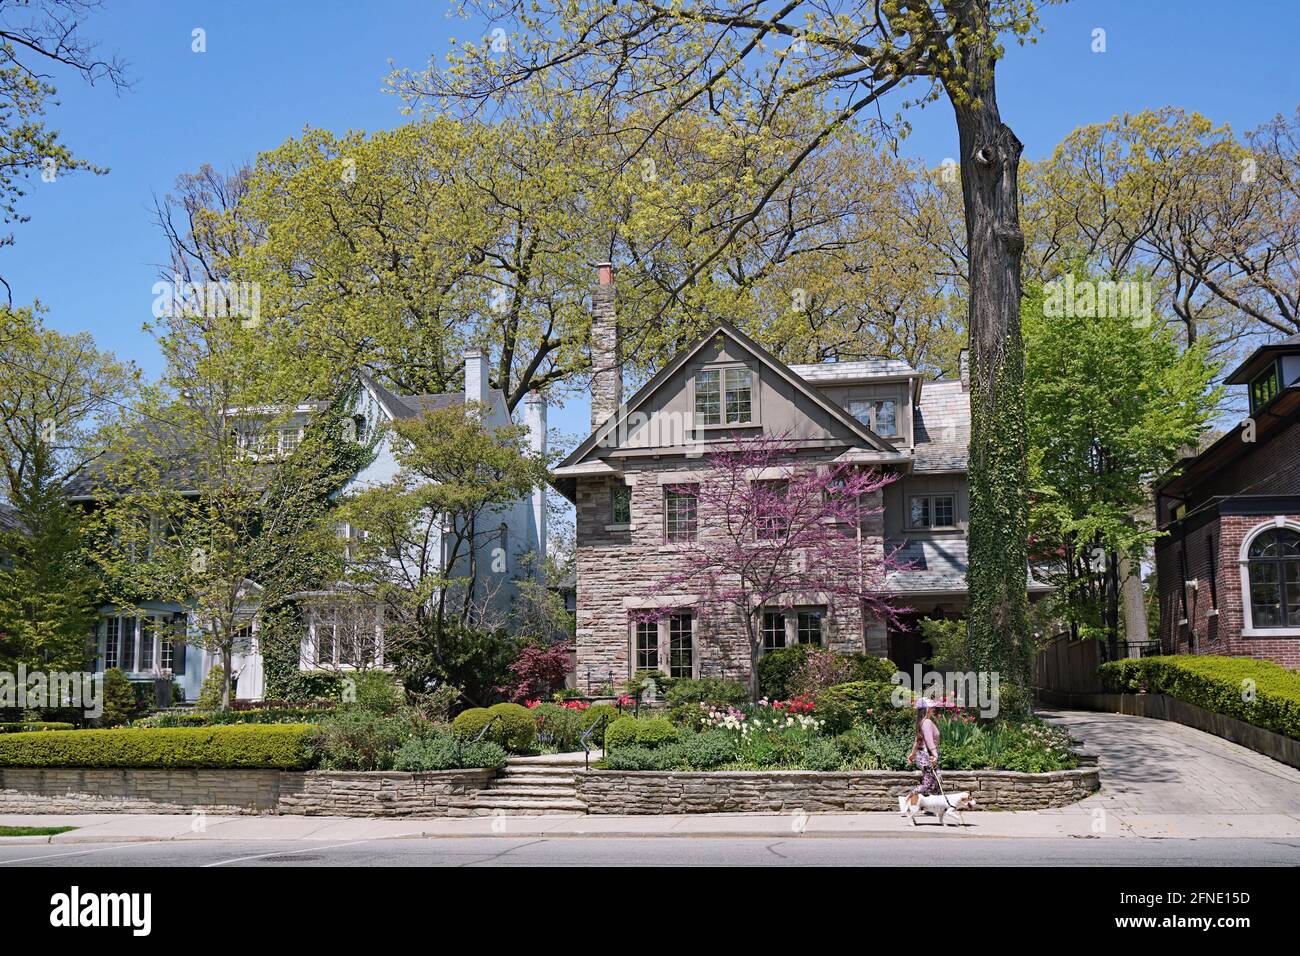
[483,785,579,798]
[446,796,588,815]
[492,775,577,787]
[506,751,600,767]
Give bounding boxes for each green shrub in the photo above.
[133,707,336,728]
[196,664,226,710]
[674,729,739,769]
[99,668,140,727]
[625,669,676,702]
[307,709,412,771]
[0,722,74,733]
[344,670,405,715]
[665,678,747,708]
[604,715,679,751]
[1099,655,1300,740]
[532,703,584,751]
[451,707,493,739]
[800,736,844,771]
[487,702,537,752]
[756,645,811,699]
[575,704,623,746]
[603,744,672,771]
[843,653,899,685]
[0,725,312,769]
[392,732,507,771]
[815,681,903,734]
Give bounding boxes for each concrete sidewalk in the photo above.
[3,808,1298,845]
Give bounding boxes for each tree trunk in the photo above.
[222,645,233,709]
[950,23,1031,712]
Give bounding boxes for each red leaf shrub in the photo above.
[500,644,571,703]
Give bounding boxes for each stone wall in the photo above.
[576,767,1099,814]
[0,767,496,816]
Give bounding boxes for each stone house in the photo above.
[1153,333,1300,669]
[553,265,998,693]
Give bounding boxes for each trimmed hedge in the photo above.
[1099,655,1300,740]
[0,722,75,733]
[452,704,537,752]
[0,725,314,769]
[605,716,679,751]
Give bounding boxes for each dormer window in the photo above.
[1250,362,1281,413]
[848,398,898,438]
[695,367,753,426]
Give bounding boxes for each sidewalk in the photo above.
[3,808,1297,844]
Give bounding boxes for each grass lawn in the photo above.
[0,825,77,837]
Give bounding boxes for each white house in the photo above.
[84,350,548,703]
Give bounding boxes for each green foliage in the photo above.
[0,722,74,733]
[451,703,537,752]
[392,732,507,771]
[625,669,677,702]
[814,681,903,734]
[920,618,970,672]
[756,645,811,699]
[574,704,621,746]
[132,707,334,728]
[665,678,747,707]
[0,725,313,769]
[346,670,404,716]
[604,715,679,751]
[98,668,141,728]
[1099,655,1300,740]
[306,709,413,771]
[196,664,226,711]
[532,702,584,751]
[842,653,899,684]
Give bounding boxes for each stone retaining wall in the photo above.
[576,767,1099,814]
[0,767,496,816]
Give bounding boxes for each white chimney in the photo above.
[465,349,490,409]
[524,390,548,560]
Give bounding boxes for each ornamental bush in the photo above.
[575,703,622,747]
[756,645,811,699]
[532,702,584,751]
[451,707,493,739]
[843,653,899,685]
[815,681,903,734]
[306,709,412,771]
[665,678,747,708]
[1099,655,1300,740]
[0,722,74,733]
[99,667,140,728]
[604,716,679,751]
[486,702,537,752]
[392,732,508,771]
[0,725,313,769]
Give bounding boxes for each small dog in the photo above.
[898,791,978,827]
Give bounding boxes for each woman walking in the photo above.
[907,698,941,796]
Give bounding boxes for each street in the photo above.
[1,835,1296,867]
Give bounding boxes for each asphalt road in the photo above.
[1,836,1296,866]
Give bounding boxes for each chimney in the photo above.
[464,349,490,409]
[590,263,622,432]
[524,391,548,560]
[958,348,970,392]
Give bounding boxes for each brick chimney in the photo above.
[590,263,622,432]
[959,348,970,392]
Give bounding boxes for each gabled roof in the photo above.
[1224,332,1300,385]
[558,321,897,471]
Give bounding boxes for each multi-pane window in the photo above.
[1250,364,1281,413]
[160,633,174,673]
[909,494,957,529]
[755,480,789,540]
[612,484,632,525]
[664,486,698,542]
[139,617,155,671]
[313,604,381,667]
[635,620,658,671]
[1248,529,1300,628]
[104,617,120,670]
[796,609,824,645]
[668,613,693,678]
[848,399,899,437]
[695,368,754,426]
[762,611,786,652]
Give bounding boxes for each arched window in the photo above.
[1247,528,1300,628]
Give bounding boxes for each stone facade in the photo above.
[573,454,884,692]
[0,767,496,816]
[576,767,1099,813]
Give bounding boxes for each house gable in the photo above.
[557,324,897,486]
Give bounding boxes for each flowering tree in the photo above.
[641,435,907,697]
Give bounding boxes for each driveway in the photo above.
[1039,709,1300,814]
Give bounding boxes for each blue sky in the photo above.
[9,0,1300,444]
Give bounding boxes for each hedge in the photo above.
[452,704,537,752]
[1099,655,1300,740]
[0,722,75,733]
[0,724,314,769]
[605,716,679,751]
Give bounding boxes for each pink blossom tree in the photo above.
[638,434,909,697]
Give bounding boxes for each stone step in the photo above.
[447,796,588,815]
[484,785,579,799]
[493,774,577,787]
[447,805,587,817]
[507,751,601,767]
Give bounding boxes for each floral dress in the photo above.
[909,718,941,796]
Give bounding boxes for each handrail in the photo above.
[579,712,609,771]
[472,714,504,743]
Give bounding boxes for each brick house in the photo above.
[1154,333,1300,669]
[553,265,1019,693]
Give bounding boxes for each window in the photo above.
[848,398,899,437]
[635,620,658,671]
[612,484,632,525]
[668,613,693,678]
[664,486,698,542]
[695,367,754,426]
[104,617,120,670]
[1247,528,1300,628]
[762,611,786,652]
[140,617,155,671]
[755,480,788,540]
[1250,363,1281,413]
[313,604,381,667]
[278,426,302,455]
[909,494,957,529]
[796,609,824,645]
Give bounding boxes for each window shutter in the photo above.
[171,613,188,675]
